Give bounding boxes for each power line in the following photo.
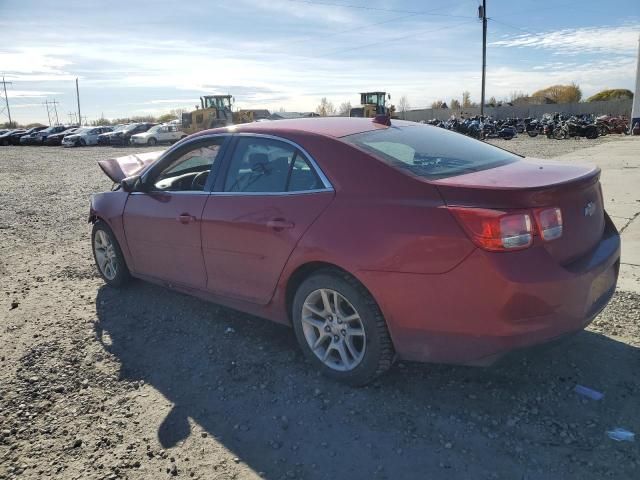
[286,0,475,18]
[316,18,476,58]
[488,17,537,36]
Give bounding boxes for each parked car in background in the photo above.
[90,117,620,385]
[44,126,80,146]
[130,124,187,146]
[5,126,47,145]
[98,124,128,145]
[110,123,156,146]
[62,126,113,147]
[20,125,68,145]
[0,129,26,146]
[97,124,129,145]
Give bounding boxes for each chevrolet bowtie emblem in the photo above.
[584,201,596,217]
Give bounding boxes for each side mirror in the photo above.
[120,175,146,193]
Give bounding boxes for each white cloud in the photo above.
[490,24,640,55]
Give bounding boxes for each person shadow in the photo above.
[94,281,640,480]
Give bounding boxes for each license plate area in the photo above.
[587,264,617,312]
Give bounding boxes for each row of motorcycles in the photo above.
[524,114,629,140]
[424,114,630,140]
[425,117,519,140]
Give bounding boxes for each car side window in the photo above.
[288,155,324,192]
[153,138,225,192]
[223,137,323,193]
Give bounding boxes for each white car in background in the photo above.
[130,124,186,146]
[62,126,113,147]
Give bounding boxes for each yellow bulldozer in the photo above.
[349,91,396,118]
[181,95,255,134]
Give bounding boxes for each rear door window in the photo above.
[223,137,324,193]
[342,125,520,180]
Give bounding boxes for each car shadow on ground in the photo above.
[94,281,640,480]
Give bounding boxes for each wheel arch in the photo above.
[284,261,376,323]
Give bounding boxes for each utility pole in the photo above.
[43,100,52,126]
[1,76,13,126]
[631,34,639,134]
[49,99,60,125]
[75,78,82,126]
[479,0,487,118]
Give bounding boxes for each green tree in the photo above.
[587,89,633,102]
[157,113,177,123]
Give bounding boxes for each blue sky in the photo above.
[1,0,638,124]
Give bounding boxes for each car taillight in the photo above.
[534,207,563,241]
[450,208,533,251]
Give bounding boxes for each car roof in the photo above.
[194,117,413,139]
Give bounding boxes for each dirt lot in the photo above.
[1,136,638,480]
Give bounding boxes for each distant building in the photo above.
[269,111,319,120]
[239,109,271,121]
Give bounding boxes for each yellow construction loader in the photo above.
[181,95,255,134]
[349,92,396,118]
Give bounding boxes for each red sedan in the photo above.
[90,117,620,385]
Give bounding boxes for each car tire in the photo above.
[292,269,394,386]
[91,220,131,288]
[147,138,157,146]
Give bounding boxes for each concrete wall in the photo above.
[402,99,633,122]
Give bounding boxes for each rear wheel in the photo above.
[92,220,130,288]
[553,128,565,140]
[292,270,394,386]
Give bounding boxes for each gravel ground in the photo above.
[0,137,638,480]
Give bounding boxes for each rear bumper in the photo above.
[359,216,621,365]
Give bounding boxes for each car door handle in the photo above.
[267,218,295,231]
[177,213,196,224]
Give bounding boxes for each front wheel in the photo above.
[92,220,130,288]
[527,130,538,137]
[147,137,157,146]
[292,270,394,386]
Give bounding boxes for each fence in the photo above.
[401,99,633,122]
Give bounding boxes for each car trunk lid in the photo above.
[433,158,605,264]
[97,151,164,183]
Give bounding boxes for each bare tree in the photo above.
[450,98,461,109]
[397,95,410,119]
[462,91,472,108]
[315,97,336,117]
[531,83,582,103]
[431,100,446,109]
[338,101,352,116]
[509,91,529,105]
[487,96,497,107]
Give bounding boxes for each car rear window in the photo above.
[342,125,520,180]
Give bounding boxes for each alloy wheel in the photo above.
[301,288,366,372]
[93,229,118,280]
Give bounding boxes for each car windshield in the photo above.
[73,128,91,134]
[124,124,140,132]
[112,124,128,132]
[146,125,162,133]
[342,124,520,180]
